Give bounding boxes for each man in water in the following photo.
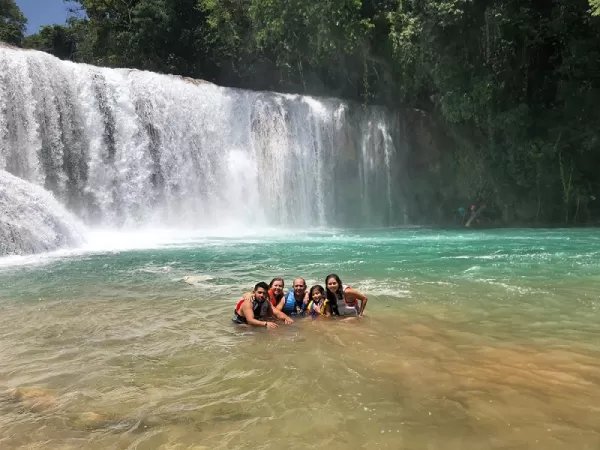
[233,282,294,328]
[277,277,308,316]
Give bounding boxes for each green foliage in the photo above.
[200,0,249,57]
[386,0,600,224]
[247,0,370,92]
[23,19,89,60]
[0,0,26,46]
[250,0,367,60]
[197,0,372,93]
[198,0,255,84]
[68,0,208,74]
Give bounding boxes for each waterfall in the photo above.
[0,46,406,230]
[0,169,85,255]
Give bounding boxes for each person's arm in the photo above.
[344,287,368,316]
[241,299,278,328]
[275,295,285,311]
[270,305,294,324]
[302,291,309,306]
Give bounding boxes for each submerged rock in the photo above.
[8,386,58,412]
[71,411,121,430]
[0,170,86,256]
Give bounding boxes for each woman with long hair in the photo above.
[325,273,368,317]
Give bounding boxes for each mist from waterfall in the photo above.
[0,47,405,231]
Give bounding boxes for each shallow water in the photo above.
[0,228,599,449]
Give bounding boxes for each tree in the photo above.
[68,0,208,75]
[385,0,600,224]
[0,0,26,46]
[23,21,82,59]
[248,0,370,94]
[198,0,255,84]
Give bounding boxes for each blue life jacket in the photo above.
[282,290,305,315]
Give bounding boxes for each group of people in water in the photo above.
[232,274,368,328]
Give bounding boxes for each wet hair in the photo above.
[269,277,284,288]
[309,285,325,302]
[325,273,342,315]
[254,281,269,292]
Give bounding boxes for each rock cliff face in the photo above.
[395,109,455,225]
[0,170,85,256]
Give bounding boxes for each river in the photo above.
[1,228,599,449]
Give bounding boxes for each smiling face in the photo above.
[270,279,284,296]
[311,290,324,302]
[292,278,306,296]
[326,276,339,293]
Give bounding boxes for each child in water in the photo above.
[306,285,329,318]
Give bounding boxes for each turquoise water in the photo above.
[1,228,599,448]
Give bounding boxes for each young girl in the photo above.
[325,273,368,317]
[306,285,329,318]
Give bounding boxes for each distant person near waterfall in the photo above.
[465,203,486,227]
[233,282,294,328]
[325,274,368,317]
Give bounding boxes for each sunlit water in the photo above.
[1,228,599,449]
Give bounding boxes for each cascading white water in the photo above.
[0,169,85,255]
[0,46,405,231]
